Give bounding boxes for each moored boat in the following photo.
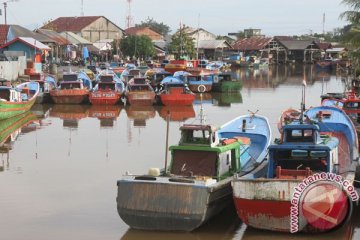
[0,80,40,120]
[157,76,195,106]
[125,77,156,106]
[232,106,359,233]
[212,73,242,92]
[89,71,124,105]
[28,72,57,103]
[116,112,271,231]
[50,71,92,104]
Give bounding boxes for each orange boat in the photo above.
[157,76,195,106]
[89,72,124,105]
[125,78,156,106]
[50,72,92,104]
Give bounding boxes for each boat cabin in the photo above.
[128,78,153,92]
[268,124,339,179]
[169,124,250,180]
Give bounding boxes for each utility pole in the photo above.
[80,0,84,16]
[2,0,19,25]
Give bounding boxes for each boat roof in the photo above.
[180,124,218,132]
[161,76,184,85]
[282,123,319,131]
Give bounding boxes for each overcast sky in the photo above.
[4,0,350,36]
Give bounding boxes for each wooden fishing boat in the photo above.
[50,71,92,104]
[277,108,301,133]
[0,80,40,120]
[125,78,156,106]
[315,59,333,71]
[28,72,57,103]
[157,76,195,106]
[186,73,213,93]
[89,72,124,105]
[232,106,359,233]
[212,73,242,92]
[116,112,271,231]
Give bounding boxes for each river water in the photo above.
[0,64,358,240]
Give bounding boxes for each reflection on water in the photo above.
[157,105,196,122]
[121,205,241,240]
[0,111,39,172]
[0,64,358,240]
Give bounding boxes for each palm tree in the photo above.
[340,0,360,71]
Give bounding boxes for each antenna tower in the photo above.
[125,0,134,28]
[81,0,84,16]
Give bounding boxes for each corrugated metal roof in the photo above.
[279,40,313,50]
[41,16,102,32]
[60,31,92,45]
[0,37,51,50]
[36,29,70,45]
[197,40,232,49]
[232,38,272,50]
[7,25,54,43]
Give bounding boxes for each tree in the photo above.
[120,35,155,59]
[340,0,360,70]
[168,26,196,60]
[135,17,171,37]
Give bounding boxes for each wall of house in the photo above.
[0,56,26,81]
[191,30,216,42]
[5,42,42,60]
[81,17,124,43]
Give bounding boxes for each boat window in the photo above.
[171,150,217,177]
[273,149,327,175]
[63,74,78,81]
[345,102,360,109]
[285,129,314,142]
[0,89,10,100]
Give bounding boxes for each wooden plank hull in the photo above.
[188,83,212,93]
[126,92,155,106]
[117,177,232,231]
[89,91,122,105]
[50,89,89,104]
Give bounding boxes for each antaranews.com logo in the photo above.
[290,172,359,233]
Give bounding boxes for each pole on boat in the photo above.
[164,110,170,174]
[300,78,307,123]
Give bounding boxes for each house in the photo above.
[243,28,265,38]
[125,27,163,40]
[35,29,71,61]
[278,40,320,63]
[0,37,51,60]
[231,37,273,57]
[41,16,125,43]
[182,27,217,42]
[197,40,232,60]
[0,24,54,46]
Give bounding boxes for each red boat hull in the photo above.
[50,89,89,104]
[89,91,122,105]
[160,93,195,106]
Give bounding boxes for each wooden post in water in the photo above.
[164,110,170,174]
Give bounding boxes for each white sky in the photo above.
[3,0,350,36]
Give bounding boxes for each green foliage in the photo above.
[340,0,360,71]
[168,27,196,59]
[120,35,155,59]
[135,17,171,37]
